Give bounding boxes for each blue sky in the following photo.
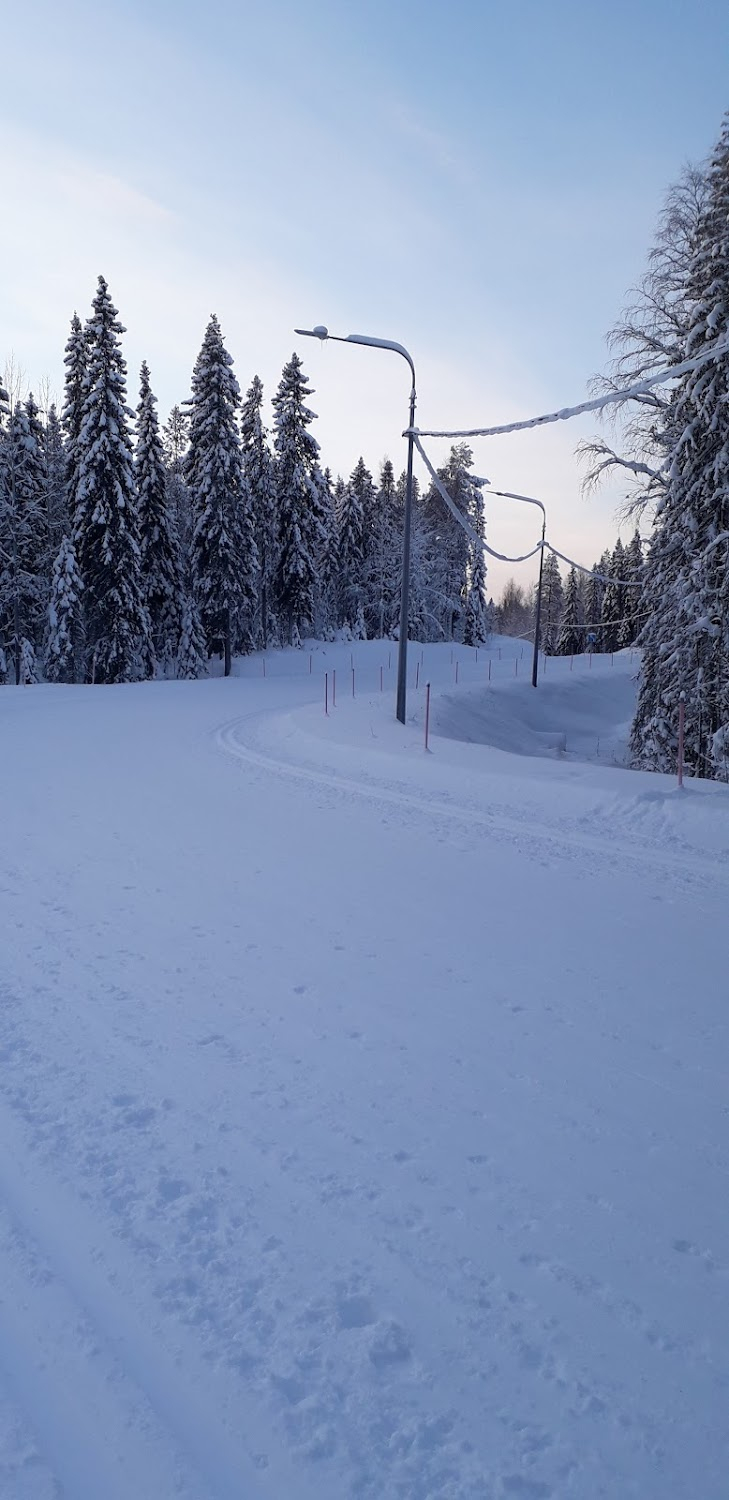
[2,0,728,589]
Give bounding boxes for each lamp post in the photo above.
[295,326,416,724]
[486,486,547,686]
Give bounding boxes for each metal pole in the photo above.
[293,327,416,726]
[396,380,416,725]
[531,517,546,687]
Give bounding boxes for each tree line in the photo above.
[583,111,729,779]
[493,532,645,657]
[0,281,489,686]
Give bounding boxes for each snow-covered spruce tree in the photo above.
[584,563,604,650]
[240,375,277,649]
[272,354,328,644]
[176,591,207,679]
[463,486,489,646]
[337,457,371,631]
[631,115,729,777]
[539,551,564,654]
[163,404,192,564]
[44,404,69,557]
[62,311,88,503]
[601,538,626,654]
[73,276,152,684]
[364,458,401,640]
[186,317,257,673]
[19,394,48,651]
[421,443,479,641]
[136,362,182,673]
[618,530,645,648]
[0,398,48,682]
[556,565,584,656]
[45,535,83,683]
[317,468,338,640]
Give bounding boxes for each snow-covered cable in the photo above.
[543,542,642,588]
[411,339,729,440]
[413,434,543,562]
[414,433,643,585]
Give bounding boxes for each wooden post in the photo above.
[325,672,328,714]
[333,669,336,707]
[352,666,355,698]
[380,665,383,692]
[488,658,492,681]
[415,661,420,689]
[425,683,431,751]
[455,660,459,684]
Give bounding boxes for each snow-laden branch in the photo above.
[410,339,729,441]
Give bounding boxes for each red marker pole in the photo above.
[424,683,431,751]
[677,693,685,788]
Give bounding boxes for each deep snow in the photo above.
[1,636,727,1500]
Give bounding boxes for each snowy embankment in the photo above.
[1,636,728,1500]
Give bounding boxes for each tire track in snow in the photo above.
[215,712,724,895]
[0,1098,322,1500]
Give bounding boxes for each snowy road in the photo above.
[1,640,728,1499]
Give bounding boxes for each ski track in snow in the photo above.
[1,641,728,1499]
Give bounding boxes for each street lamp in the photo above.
[294,326,416,725]
[486,486,547,687]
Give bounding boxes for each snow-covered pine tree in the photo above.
[539,551,564,654]
[136,361,181,673]
[186,317,256,673]
[632,116,729,778]
[240,375,277,649]
[45,535,83,683]
[556,565,584,656]
[73,275,153,684]
[272,354,327,645]
[463,485,489,646]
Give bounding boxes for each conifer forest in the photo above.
[2,114,729,780]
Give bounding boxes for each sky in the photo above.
[2,0,728,594]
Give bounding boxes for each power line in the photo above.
[411,338,729,441]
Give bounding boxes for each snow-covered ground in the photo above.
[1,636,728,1500]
